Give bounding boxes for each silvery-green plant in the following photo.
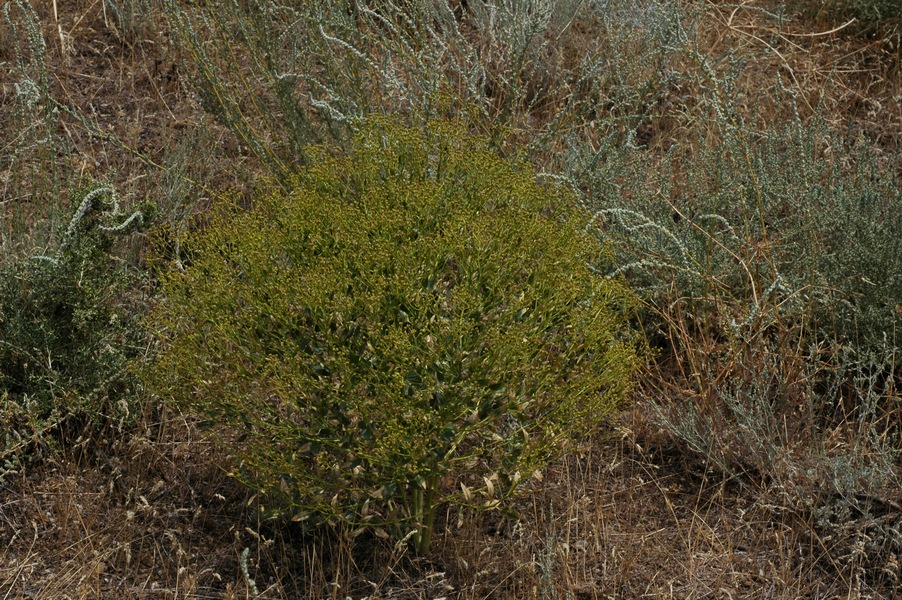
[1,0,72,251]
[561,17,901,586]
[0,185,146,479]
[103,0,157,44]
[163,0,685,180]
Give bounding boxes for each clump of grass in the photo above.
[790,0,902,29]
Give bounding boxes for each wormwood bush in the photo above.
[0,186,146,478]
[164,0,683,181]
[2,0,73,244]
[581,104,902,362]
[145,119,640,553]
[569,47,901,588]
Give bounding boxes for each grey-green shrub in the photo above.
[566,49,901,589]
[1,0,73,250]
[163,0,684,180]
[143,119,640,554]
[578,113,902,360]
[0,186,146,477]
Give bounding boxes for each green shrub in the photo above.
[144,119,640,553]
[0,186,146,478]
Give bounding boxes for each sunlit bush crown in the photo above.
[145,119,640,552]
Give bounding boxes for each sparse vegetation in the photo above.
[1,0,900,597]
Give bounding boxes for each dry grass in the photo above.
[699,1,902,159]
[1,0,900,598]
[4,407,885,598]
[0,409,246,598]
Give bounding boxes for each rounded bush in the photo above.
[145,119,639,553]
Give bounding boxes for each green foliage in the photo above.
[144,119,640,553]
[0,186,146,478]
